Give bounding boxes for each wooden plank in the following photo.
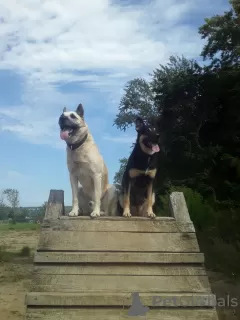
[44,190,64,220]
[59,216,175,220]
[25,308,219,320]
[26,292,216,307]
[30,274,211,293]
[37,231,200,252]
[34,252,205,264]
[169,192,194,227]
[43,218,195,233]
[33,265,207,276]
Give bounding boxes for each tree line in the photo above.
[0,188,46,223]
[113,0,240,248]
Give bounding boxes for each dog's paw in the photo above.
[90,210,101,218]
[123,209,131,218]
[147,210,156,219]
[68,210,79,217]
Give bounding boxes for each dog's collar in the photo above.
[67,134,88,150]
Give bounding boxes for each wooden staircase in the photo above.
[25,190,219,319]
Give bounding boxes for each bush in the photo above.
[156,186,217,231]
[19,246,31,257]
[0,245,16,262]
[175,187,217,231]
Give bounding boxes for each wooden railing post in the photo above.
[44,189,64,220]
[169,192,195,232]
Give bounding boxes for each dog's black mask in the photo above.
[135,117,160,152]
[58,114,79,131]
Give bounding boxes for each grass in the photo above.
[0,245,32,262]
[0,223,40,231]
[19,246,31,257]
[197,232,240,279]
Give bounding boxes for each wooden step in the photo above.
[26,308,219,320]
[32,265,207,276]
[25,190,219,320]
[26,292,217,307]
[37,231,199,252]
[34,252,205,264]
[43,216,195,233]
[30,273,211,293]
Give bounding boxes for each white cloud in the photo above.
[0,0,229,145]
[0,170,30,188]
[6,170,29,181]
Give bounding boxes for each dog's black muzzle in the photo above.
[58,114,78,131]
[144,132,160,145]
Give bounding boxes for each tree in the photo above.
[3,189,19,215]
[15,208,28,222]
[0,190,10,220]
[0,190,4,206]
[199,0,240,68]
[113,0,240,246]
[114,78,157,131]
[39,201,47,217]
[0,206,8,220]
[33,201,47,221]
[113,158,128,184]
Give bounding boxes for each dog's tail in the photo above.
[102,163,109,195]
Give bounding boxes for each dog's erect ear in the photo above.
[76,104,84,118]
[63,107,67,113]
[135,117,144,132]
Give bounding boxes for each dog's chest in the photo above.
[70,160,90,178]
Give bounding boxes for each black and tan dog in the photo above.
[118,117,160,218]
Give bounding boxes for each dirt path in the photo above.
[0,230,39,252]
[0,229,39,320]
[0,259,33,320]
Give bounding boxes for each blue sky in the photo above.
[0,0,229,206]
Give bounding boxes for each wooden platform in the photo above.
[25,190,219,319]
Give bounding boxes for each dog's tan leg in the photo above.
[69,174,79,217]
[146,181,156,219]
[122,182,131,218]
[90,173,102,218]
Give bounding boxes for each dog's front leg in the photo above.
[68,174,79,217]
[146,180,156,219]
[90,173,102,218]
[122,182,131,218]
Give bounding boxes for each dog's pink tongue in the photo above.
[152,144,160,153]
[60,130,69,140]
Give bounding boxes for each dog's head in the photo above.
[58,104,87,143]
[135,117,160,155]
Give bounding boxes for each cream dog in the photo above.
[58,103,116,218]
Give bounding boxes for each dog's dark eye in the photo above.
[70,113,76,119]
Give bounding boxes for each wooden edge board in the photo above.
[32,265,207,276]
[42,219,195,233]
[59,216,175,220]
[25,292,217,307]
[34,252,205,264]
[25,307,219,320]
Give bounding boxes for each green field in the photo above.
[0,223,40,231]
